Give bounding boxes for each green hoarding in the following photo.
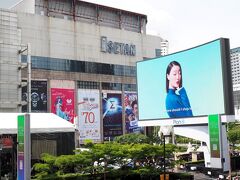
[18,115,25,152]
[208,114,220,158]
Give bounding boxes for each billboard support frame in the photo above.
[160,114,232,172]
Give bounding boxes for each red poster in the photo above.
[51,88,75,123]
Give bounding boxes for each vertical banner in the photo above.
[17,114,31,180]
[51,88,75,123]
[78,89,101,143]
[102,92,123,140]
[17,115,25,180]
[22,80,48,112]
[208,114,221,158]
[50,80,75,123]
[124,92,142,133]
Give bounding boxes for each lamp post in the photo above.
[161,126,172,180]
[163,134,171,180]
[163,135,166,180]
[0,139,3,179]
[27,43,31,113]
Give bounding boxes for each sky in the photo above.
[1,0,240,53]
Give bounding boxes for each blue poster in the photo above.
[124,92,142,133]
[102,92,123,140]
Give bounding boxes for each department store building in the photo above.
[0,0,168,142]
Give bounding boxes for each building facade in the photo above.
[230,47,240,117]
[160,40,169,56]
[0,9,21,112]
[0,0,168,141]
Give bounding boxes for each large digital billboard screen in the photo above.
[137,38,233,122]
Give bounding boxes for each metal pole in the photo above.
[24,114,31,180]
[0,149,1,179]
[227,124,232,179]
[163,135,166,180]
[0,143,2,179]
[27,43,31,113]
[0,140,2,179]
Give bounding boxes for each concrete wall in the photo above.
[17,12,163,66]
[0,9,21,112]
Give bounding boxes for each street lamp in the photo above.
[160,126,172,180]
[0,139,3,179]
[163,134,172,180]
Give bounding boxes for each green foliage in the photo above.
[175,135,200,144]
[176,146,188,152]
[33,134,185,179]
[127,143,164,167]
[132,167,161,176]
[82,139,94,148]
[32,163,51,179]
[33,153,57,179]
[227,122,240,131]
[114,133,150,144]
[227,122,240,146]
[228,129,240,145]
[55,172,92,180]
[33,163,51,173]
[54,155,76,174]
[41,153,56,165]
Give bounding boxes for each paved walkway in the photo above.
[189,172,218,180]
[174,168,218,180]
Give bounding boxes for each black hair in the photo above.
[166,61,182,93]
[131,100,138,109]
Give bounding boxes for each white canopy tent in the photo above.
[0,113,76,134]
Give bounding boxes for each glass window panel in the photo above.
[23,55,136,76]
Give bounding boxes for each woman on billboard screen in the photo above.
[165,61,193,118]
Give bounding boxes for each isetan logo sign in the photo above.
[101,36,136,56]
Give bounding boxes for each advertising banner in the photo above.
[137,38,233,123]
[17,115,24,180]
[22,80,47,112]
[17,114,31,180]
[124,92,142,133]
[102,92,123,140]
[51,88,75,123]
[208,114,221,158]
[78,89,101,143]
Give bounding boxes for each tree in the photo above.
[227,122,240,147]
[33,153,57,179]
[114,133,150,144]
[33,134,183,179]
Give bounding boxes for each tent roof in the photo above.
[0,113,76,134]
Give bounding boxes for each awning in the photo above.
[0,113,76,134]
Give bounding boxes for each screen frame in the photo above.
[136,38,234,124]
[220,38,234,115]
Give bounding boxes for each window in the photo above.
[123,84,136,91]
[21,55,136,77]
[155,49,161,57]
[102,82,122,90]
[77,81,99,89]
